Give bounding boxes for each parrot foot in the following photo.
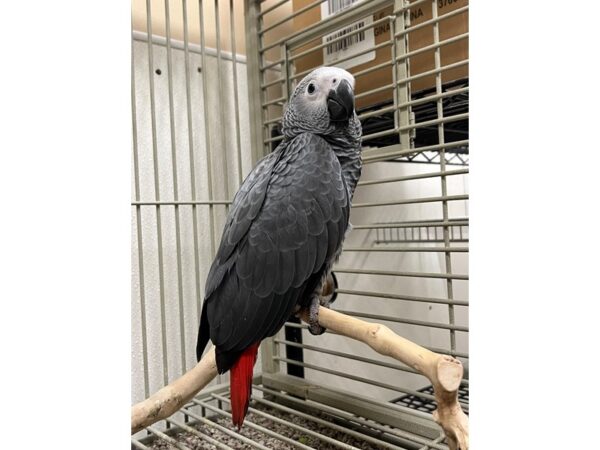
[308,295,326,335]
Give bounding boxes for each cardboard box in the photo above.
[291,0,468,110]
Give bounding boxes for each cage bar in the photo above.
[196,398,317,450]
[144,0,170,389]
[333,268,468,280]
[132,37,150,401]
[184,404,272,450]
[181,0,204,324]
[213,0,232,202]
[146,425,191,449]
[167,418,235,450]
[163,0,188,374]
[245,394,405,450]
[254,385,449,450]
[198,0,217,259]
[352,194,468,208]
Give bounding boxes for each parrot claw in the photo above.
[308,296,326,335]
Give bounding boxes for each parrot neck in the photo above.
[324,117,362,201]
[280,115,362,199]
[332,141,362,201]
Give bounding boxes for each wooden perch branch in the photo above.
[131,347,218,434]
[131,307,469,449]
[298,307,469,450]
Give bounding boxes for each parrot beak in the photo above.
[327,79,355,123]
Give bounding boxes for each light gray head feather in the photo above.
[281,67,361,147]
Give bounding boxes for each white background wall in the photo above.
[131,38,469,409]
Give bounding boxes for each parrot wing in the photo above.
[197,133,350,370]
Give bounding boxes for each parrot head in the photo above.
[281,66,361,141]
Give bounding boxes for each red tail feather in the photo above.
[230,342,260,429]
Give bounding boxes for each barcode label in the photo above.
[325,21,366,55]
[321,0,375,69]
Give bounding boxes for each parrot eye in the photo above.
[307,83,316,94]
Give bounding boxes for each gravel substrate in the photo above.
[145,401,389,450]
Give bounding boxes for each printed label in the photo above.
[321,0,376,69]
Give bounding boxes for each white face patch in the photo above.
[307,67,355,90]
[283,66,360,137]
[298,67,355,109]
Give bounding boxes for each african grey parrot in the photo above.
[195,66,362,428]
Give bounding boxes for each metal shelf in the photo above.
[372,218,469,244]
[359,79,469,158]
[392,383,469,416]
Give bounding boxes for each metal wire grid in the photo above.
[132,0,468,448]
[249,0,468,155]
[132,380,451,450]
[132,0,244,407]
[249,2,469,446]
[248,0,469,405]
[392,383,469,414]
[372,219,468,244]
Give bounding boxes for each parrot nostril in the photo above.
[332,78,337,84]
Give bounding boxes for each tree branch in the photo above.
[298,307,469,450]
[131,347,217,434]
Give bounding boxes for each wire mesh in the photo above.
[392,383,469,415]
[133,381,451,449]
[250,0,469,398]
[131,0,251,416]
[132,0,468,447]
